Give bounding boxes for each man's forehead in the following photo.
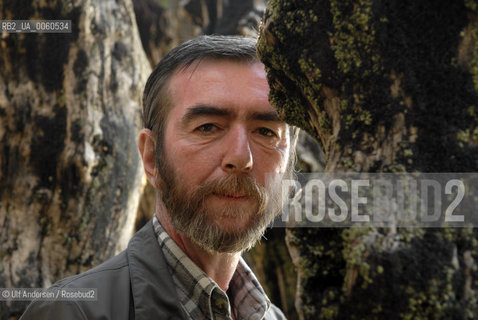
[166,59,272,113]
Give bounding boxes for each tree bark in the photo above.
[133,0,174,67]
[0,0,150,318]
[181,0,265,36]
[258,0,478,319]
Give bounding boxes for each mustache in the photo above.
[193,174,267,202]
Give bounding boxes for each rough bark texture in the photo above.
[246,228,299,320]
[258,0,478,319]
[181,0,265,36]
[0,0,150,318]
[133,0,174,67]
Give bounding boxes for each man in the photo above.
[21,35,297,320]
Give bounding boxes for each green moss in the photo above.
[329,0,381,76]
[283,10,309,37]
[341,228,375,290]
[260,0,478,318]
[298,51,323,91]
[319,305,339,320]
[258,0,334,149]
[466,6,478,91]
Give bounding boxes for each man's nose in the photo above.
[221,126,253,173]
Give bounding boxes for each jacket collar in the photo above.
[127,220,186,319]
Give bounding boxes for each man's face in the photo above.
[158,59,290,253]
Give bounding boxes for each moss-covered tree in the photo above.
[258,0,478,319]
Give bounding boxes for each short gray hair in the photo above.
[142,35,259,165]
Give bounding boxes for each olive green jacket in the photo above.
[20,221,285,320]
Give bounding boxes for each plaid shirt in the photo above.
[152,215,272,320]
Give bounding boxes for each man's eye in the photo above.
[258,127,277,138]
[195,123,217,133]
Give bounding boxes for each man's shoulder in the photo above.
[55,250,130,288]
[20,250,133,320]
[21,222,150,320]
[21,220,185,320]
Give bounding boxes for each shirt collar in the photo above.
[152,215,271,320]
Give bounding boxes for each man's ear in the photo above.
[138,129,160,189]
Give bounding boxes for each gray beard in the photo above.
[157,155,284,253]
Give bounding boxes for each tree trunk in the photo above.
[258,0,478,319]
[181,0,262,36]
[0,0,150,318]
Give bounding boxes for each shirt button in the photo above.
[215,299,226,309]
